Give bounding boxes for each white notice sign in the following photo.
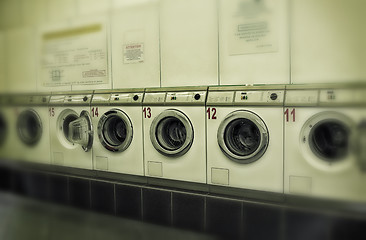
[123,43,144,64]
[228,0,278,55]
[41,23,108,87]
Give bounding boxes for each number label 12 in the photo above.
[207,108,217,120]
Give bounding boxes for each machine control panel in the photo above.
[110,93,144,104]
[144,92,166,103]
[49,95,65,104]
[207,91,234,104]
[233,90,284,105]
[285,90,318,106]
[319,89,356,105]
[91,94,111,104]
[63,94,92,105]
[165,91,206,103]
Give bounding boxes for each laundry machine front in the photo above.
[15,94,51,164]
[143,87,207,183]
[206,86,285,194]
[91,89,144,176]
[284,84,366,203]
[49,91,94,169]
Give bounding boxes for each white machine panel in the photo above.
[207,92,235,104]
[291,0,366,84]
[219,0,290,85]
[285,90,319,106]
[112,1,160,89]
[160,0,218,87]
[144,92,166,103]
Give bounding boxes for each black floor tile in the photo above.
[90,180,115,215]
[243,203,283,240]
[69,177,90,210]
[206,197,243,240]
[25,171,48,201]
[142,188,171,226]
[115,184,142,220]
[48,174,69,205]
[284,209,331,240]
[172,192,205,232]
[0,166,11,191]
[11,169,27,196]
[329,217,366,240]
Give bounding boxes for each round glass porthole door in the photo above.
[0,112,7,146]
[150,109,193,156]
[98,109,133,152]
[217,110,269,163]
[17,109,42,146]
[301,112,353,166]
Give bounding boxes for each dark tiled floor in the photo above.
[90,180,115,215]
[48,174,69,205]
[243,203,283,240]
[329,217,366,240]
[68,177,90,210]
[284,209,331,240]
[206,197,243,240]
[0,167,11,191]
[172,192,205,232]
[25,172,49,201]
[115,184,142,220]
[142,188,172,226]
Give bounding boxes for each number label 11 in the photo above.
[284,108,296,122]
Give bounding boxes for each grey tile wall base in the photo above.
[208,184,285,203]
[147,177,209,193]
[95,171,147,185]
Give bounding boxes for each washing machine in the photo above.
[206,86,285,193]
[143,87,207,183]
[49,91,94,169]
[219,0,290,85]
[14,94,51,164]
[284,85,366,203]
[91,89,144,176]
[0,95,22,161]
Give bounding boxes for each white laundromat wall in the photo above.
[1,0,366,93]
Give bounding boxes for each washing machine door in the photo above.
[217,110,269,163]
[150,109,193,157]
[302,112,353,164]
[97,109,133,152]
[17,109,42,146]
[68,110,93,152]
[0,112,7,146]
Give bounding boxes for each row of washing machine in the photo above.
[0,84,365,204]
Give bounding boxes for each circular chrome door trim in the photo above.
[150,109,194,157]
[80,110,93,152]
[300,111,355,171]
[17,109,42,146]
[217,110,269,164]
[97,109,133,152]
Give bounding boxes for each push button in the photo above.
[270,93,278,101]
[83,96,88,102]
[194,94,201,100]
[133,95,139,101]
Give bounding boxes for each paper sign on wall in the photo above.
[227,0,279,55]
[41,23,108,87]
[123,43,144,64]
